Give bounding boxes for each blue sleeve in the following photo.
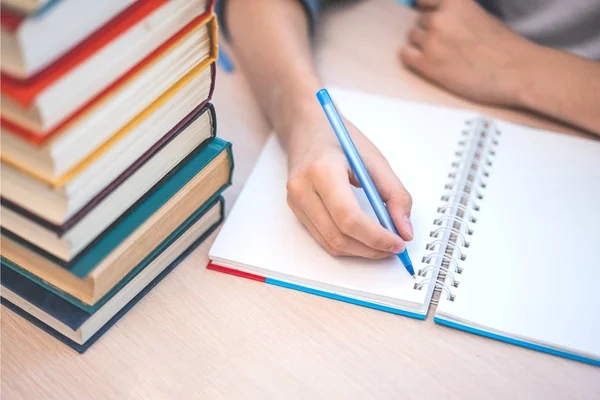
[215,0,323,41]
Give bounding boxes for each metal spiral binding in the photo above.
[413,117,501,305]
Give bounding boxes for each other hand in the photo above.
[400,0,536,106]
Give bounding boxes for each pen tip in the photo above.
[412,274,416,279]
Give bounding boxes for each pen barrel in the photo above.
[318,94,400,237]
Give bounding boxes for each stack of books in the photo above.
[0,0,233,352]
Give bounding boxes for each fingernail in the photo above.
[404,216,414,239]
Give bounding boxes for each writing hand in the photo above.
[285,110,414,259]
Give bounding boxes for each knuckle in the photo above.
[307,158,328,178]
[286,176,304,199]
[321,239,342,256]
[325,232,347,251]
[337,210,358,234]
[330,235,347,251]
[327,246,343,257]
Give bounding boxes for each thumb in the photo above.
[367,158,414,241]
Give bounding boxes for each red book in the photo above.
[0,0,215,140]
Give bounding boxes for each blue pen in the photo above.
[316,89,415,278]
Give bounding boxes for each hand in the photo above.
[400,0,535,106]
[284,104,414,259]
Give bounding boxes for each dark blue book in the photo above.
[1,197,224,353]
[2,137,233,312]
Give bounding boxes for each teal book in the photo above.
[1,197,225,353]
[2,137,233,312]
[3,137,232,277]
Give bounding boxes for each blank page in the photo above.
[210,88,476,311]
[436,119,600,359]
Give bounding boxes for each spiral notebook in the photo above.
[208,88,600,366]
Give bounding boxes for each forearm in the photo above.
[513,45,600,136]
[225,0,323,147]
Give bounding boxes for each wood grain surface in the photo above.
[2,1,599,399]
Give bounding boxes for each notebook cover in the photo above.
[2,137,233,277]
[206,263,427,320]
[0,101,217,235]
[1,198,225,353]
[433,317,600,367]
[0,7,217,146]
[2,196,224,316]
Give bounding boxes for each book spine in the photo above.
[413,117,501,304]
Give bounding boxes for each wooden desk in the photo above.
[2,1,598,398]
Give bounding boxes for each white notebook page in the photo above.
[210,88,476,311]
[436,120,600,359]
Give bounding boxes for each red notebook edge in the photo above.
[207,263,267,283]
[1,12,217,145]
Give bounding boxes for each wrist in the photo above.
[505,41,547,109]
[272,79,328,147]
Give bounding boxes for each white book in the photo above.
[208,87,600,366]
[1,0,208,131]
[0,0,135,79]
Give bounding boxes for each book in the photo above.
[1,196,225,352]
[208,88,600,366]
[3,137,233,309]
[0,0,136,79]
[1,103,217,261]
[0,64,216,224]
[0,13,218,183]
[1,0,213,132]
[0,0,53,15]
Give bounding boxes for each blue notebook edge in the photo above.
[264,278,427,320]
[1,197,225,354]
[434,316,600,367]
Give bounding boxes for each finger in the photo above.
[407,26,427,50]
[290,190,394,259]
[287,197,351,257]
[415,0,442,10]
[349,170,360,187]
[399,44,426,72]
[364,157,414,241]
[312,166,406,253]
